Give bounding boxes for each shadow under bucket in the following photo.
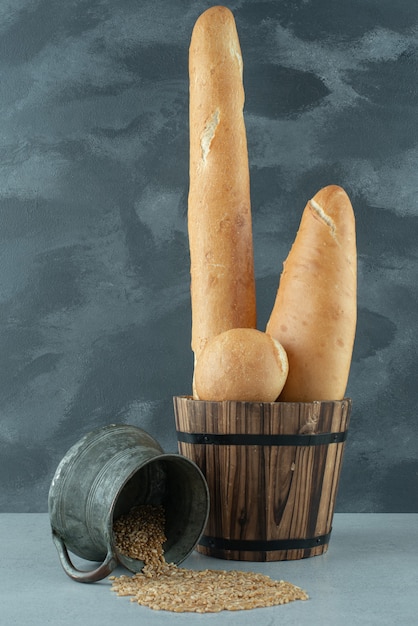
[174,396,351,562]
[48,423,209,582]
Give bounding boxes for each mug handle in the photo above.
[52,529,118,583]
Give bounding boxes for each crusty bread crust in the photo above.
[194,328,289,402]
[266,185,357,401]
[188,6,256,367]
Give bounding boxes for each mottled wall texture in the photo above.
[1,0,417,512]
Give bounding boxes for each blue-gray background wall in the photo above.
[1,0,417,513]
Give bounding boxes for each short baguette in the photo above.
[188,6,256,372]
[266,185,357,401]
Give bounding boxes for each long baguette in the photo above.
[266,185,357,401]
[188,6,256,376]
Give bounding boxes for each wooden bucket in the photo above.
[174,396,351,561]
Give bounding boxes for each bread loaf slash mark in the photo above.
[309,198,337,239]
[309,197,356,278]
[200,108,220,164]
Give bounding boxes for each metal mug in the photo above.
[48,423,209,583]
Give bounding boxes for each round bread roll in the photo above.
[194,328,289,402]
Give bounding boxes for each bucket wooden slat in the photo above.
[174,396,351,561]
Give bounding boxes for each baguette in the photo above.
[266,185,357,401]
[188,6,256,379]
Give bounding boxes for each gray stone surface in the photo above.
[1,513,417,625]
[0,1,417,512]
